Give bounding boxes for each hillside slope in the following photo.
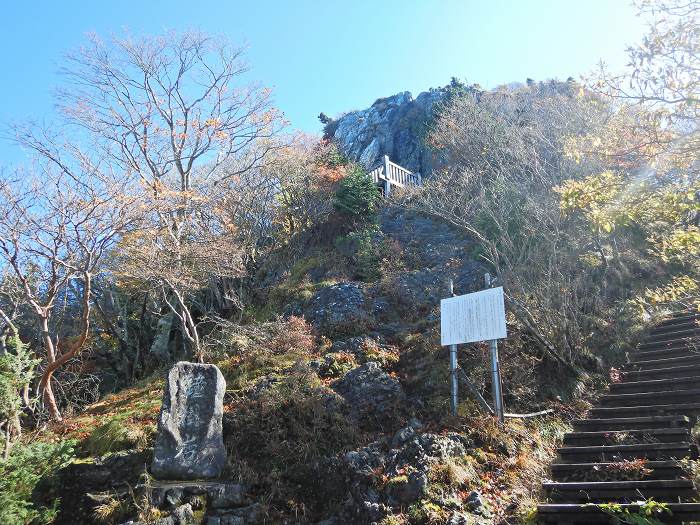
[23,206,593,525]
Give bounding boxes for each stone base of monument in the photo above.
[122,480,260,525]
[148,481,247,509]
[135,362,267,524]
[151,362,227,480]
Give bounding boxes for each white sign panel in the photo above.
[440,287,507,346]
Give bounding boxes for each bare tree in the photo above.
[113,183,246,361]
[0,165,136,421]
[587,1,700,173]
[55,30,284,192]
[11,31,286,360]
[409,84,611,370]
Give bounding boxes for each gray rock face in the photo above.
[338,428,473,522]
[333,361,404,415]
[152,362,226,480]
[304,282,373,336]
[369,209,484,324]
[379,210,475,269]
[324,89,447,176]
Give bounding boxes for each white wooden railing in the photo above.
[368,155,422,195]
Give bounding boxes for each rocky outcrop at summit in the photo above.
[324,89,448,176]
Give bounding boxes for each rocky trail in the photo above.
[538,311,700,524]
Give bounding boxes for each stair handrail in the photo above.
[367,156,422,188]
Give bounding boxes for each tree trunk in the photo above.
[40,369,62,421]
[37,271,92,422]
[37,315,62,421]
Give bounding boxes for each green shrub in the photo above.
[334,227,382,281]
[0,440,76,525]
[333,165,380,223]
[407,500,449,525]
[0,334,39,453]
[596,499,670,525]
[378,513,406,525]
[316,142,346,167]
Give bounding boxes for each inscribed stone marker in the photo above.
[151,361,226,479]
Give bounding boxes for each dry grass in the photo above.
[93,495,131,524]
[31,379,162,446]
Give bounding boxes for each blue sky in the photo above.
[1,0,645,163]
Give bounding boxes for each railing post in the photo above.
[383,155,391,197]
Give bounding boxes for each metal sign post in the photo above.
[484,274,505,423]
[447,279,458,416]
[440,277,507,422]
[489,339,504,422]
[450,344,458,415]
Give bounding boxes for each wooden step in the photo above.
[656,313,700,328]
[640,337,700,350]
[572,415,691,432]
[538,502,700,524]
[557,442,698,462]
[665,310,700,320]
[609,376,699,394]
[600,388,700,408]
[632,347,698,361]
[563,428,690,446]
[543,479,696,502]
[651,318,700,335]
[625,354,700,370]
[640,337,700,351]
[590,402,700,418]
[623,363,700,381]
[537,311,700,522]
[649,323,700,339]
[550,460,686,481]
[646,327,700,342]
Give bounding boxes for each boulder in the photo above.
[209,483,247,509]
[337,428,473,521]
[304,282,373,336]
[151,362,226,480]
[329,335,387,361]
[333,362,404,416]
[147,482,248,511]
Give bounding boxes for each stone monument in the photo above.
[151,361,226,479]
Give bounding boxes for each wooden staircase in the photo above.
[538,311,700,524]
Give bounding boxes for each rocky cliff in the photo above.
[323,89,448,176]
[323,79,578,178]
